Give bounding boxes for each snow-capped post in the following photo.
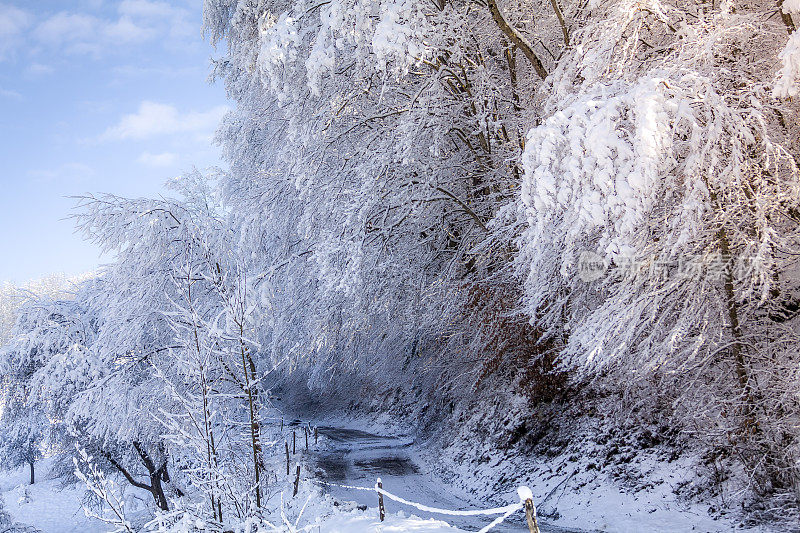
[518,486,539,533]
[293,464,301,497]
[377,478,385,521]
[285,441,290,475]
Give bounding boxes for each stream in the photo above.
[286,419,578,532]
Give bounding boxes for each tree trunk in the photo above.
[188,270,221,521]
[718,228,750,393]
[778,1,796,33]
[240,336,262,508]
[149,470,169,511]
[132,441,170,511]
[28,460,34,485]
[703,177,760,435]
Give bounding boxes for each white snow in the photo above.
[516,486,533,502]
[0,458,106,533]
[310,509,465,532]
[783,0,800,15]
[0,456,470,533]
[774,31,800,98]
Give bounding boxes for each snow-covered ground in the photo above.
[316,510,465,532]
[273,393,767,533]
[0,410,767,533]
[0,458,468,533]
[0,452,496,533]
[0,458,105,533]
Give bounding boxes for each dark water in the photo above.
[289,421,562,532]
[310,425,418,481]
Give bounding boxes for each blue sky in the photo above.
[0,0,228,284]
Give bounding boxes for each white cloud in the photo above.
[32,1,192,57]
[33,12,152,55]
[100,101,228,141]
[103,16,154,44]
[119,0,193,40]
[118,0,177,20]
[26,63,55,76]
[34,13,95,45]
[137,151,178,167]
[111,64,200,79]
[0,86,22,100]
[0,4,31,61]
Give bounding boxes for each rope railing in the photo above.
[310,479,377,492]
[309,477,540,533]
[374,481,521,516]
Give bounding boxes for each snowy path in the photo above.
[286,419,583,533]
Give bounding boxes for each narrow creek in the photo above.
[287,419,575,532]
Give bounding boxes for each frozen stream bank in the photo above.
[287,419,584,533]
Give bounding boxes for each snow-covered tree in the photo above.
[0,387,47,484]
[203,0,800,506]
[0,290,97,483]
[507,0,800,499]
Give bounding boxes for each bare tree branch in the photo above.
[487,0,548,79]
[550,0,570,46]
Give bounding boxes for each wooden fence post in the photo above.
[293,465,301,497]
[280,417,283,432]
[293,430,296,454]
[314,426,318,444]
[377,478,385,522]
[524,498,540,533]
[285,441,290,475]
[305,426,309,451]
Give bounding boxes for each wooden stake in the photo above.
[377,478,385,522]
[314,426,318,444]
[293,465,301,497]
[293,430,296,454]
[285,441,290,475]
[524,498,540,533]
[280,417,283,432]
[305,427,309,451]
